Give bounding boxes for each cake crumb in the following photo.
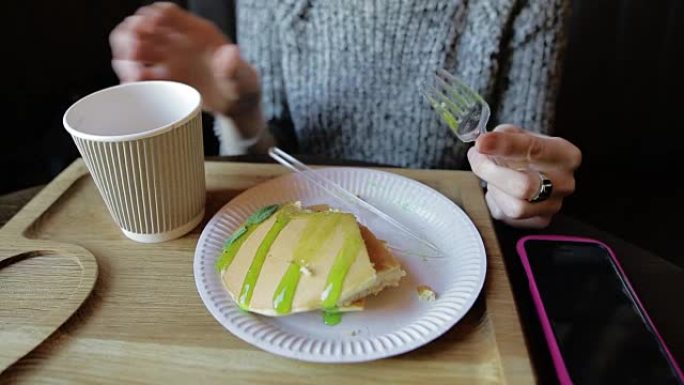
[299,265,313,276]
[416,285,437,302]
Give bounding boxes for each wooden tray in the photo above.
[0,159,533,384]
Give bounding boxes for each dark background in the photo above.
[2,0,682,270]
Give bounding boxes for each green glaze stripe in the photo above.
[216,204,280,273]
[321,226,363,309]
[272,214,341,314]
[238,213,291,309]
[215,226,257,272]
[323,308,342,326]
[272,263,302,314]
[246,204,280,226]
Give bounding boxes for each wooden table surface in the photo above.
[0,159,534,384]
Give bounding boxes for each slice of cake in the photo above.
[215,202,405,322]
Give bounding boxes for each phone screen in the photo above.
[523,239,682,384]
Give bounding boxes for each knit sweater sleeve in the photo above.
[237,1,297,151]
[493,0,571,135]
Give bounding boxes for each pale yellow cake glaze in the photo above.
[219,203,387,317]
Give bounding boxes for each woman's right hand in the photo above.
[109,2,261,120]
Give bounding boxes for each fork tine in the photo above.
[435,70,477,109]
[433,74,473,112]
[426,83,464,116]
[419,79,454,111]
[437,69,483,105]
[422,84,464,129]
[420,68,492,143]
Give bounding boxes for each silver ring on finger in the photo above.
[528,171,553,203]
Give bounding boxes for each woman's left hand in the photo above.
[467,124,582,228]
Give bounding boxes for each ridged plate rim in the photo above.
[194,168,486,362]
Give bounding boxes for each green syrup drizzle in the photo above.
[323,308,342,326]
[246,204,280,226]
[272,213,341,314]
[215,204,280,273]
[320,220,363,313]
[238,210,291,309]
[215,226,257,272]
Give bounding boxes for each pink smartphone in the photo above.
[516,235,683,384]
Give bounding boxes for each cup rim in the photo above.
[63,80,202,142]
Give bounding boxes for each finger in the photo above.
[111,60,169,82]
[116,36,167,63]
[493,123,524,134]
[487,189,555,229]
[212,45,243,108]
[109,19,134,59]
[111,59,142,82]
[110,17,169,62]
[487,184,563,219]
[485,181,555,228]
[137,2,197,34]
[213,44,261,113]
[485,190,505,221]
[136,2,183,23]
[469,147,531,199]
[476,131,582,171]
[468,148,576,200]
[212,44,241,80]
[487,192,555,228]
[493,124,551,139]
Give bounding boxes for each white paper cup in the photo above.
[63,81,205,243]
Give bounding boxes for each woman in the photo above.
[109,1,581,228]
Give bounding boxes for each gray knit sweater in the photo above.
[237,0,569,169]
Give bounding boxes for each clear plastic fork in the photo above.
[268,147,446,261]
[419,69,533,186]
[421,69,528,172]
[419,69,491,143]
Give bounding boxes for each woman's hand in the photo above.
[109,2,261,120]
[467,124,582,228]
